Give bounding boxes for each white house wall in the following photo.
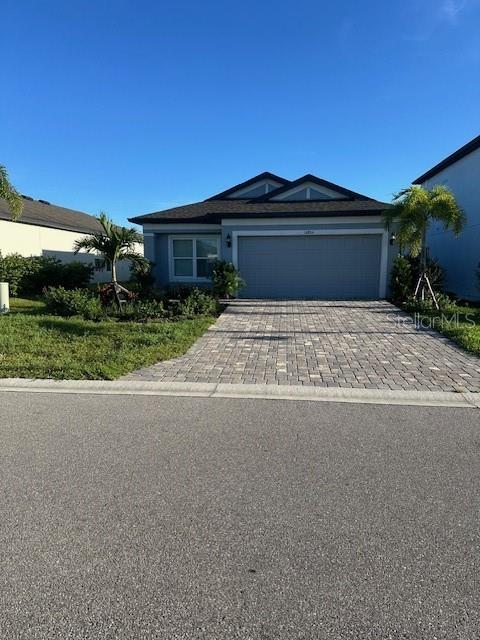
[0,219,143,283]
[421,146,480,300]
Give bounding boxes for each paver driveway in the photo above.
[123,300,480,392]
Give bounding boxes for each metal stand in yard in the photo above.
[414,272,439,310]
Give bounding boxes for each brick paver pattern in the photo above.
[122,300,480,391]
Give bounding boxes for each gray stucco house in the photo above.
[414,134,480,301]
[130,173,393,299]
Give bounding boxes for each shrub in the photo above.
[42,285,219,323]
[410,255,444,290]
[435,292,458,311]
[43,287,103,320]
[0,253,30,296]
[389,254,445,305]
[131,259,155,296]
[211,260,245,298]
[176,288,219,317]
[22,257,94,293]
[58,261,95,289]
[116,299,167,322]
[403,292,458,314]
[20,256,62,293]
[162,285,202,300]
[390,255,413,305]
[0,253,93,296]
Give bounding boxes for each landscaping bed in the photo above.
[0,297,217,380]
[390,254,480,359]
[408,303,480,358]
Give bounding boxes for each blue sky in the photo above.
[1,0,479,227]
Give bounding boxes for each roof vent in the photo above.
[21,195,34,201]
[38,199,50,205]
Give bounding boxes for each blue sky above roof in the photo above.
[1,0,479,227]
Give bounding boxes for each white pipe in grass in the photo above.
[0,282,10,314]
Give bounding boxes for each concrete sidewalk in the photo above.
[1,377,479,408]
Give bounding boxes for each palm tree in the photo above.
[384,185,465,304]
[0,165,23,221]
[74,212,145,301]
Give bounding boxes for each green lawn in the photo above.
[415,305,480,358]
[0,298,215,380]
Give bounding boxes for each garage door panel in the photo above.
[237,234,382,299]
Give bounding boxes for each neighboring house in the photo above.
[414,134,480,301]
[0,195,143,283]
[130,173,393,299]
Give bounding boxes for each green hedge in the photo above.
[0,253,94,296]
[41,285,220,322]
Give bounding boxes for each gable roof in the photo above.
[413,134,480,184]
[255,174,369,202]
[0,195,104,234]
[129,197,389,225]
[129,172,388,225]
[206,172,290,200]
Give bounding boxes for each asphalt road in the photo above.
[0,392,479,639]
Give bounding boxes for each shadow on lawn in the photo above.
[37,317,119,336]
[10,305,47,317]
[36,317,182,337]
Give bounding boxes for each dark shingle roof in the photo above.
[0,196,104,234]
[254,174,370,202]
[129,197,389,225]
[413,134,480,184]
[129,173,389,225]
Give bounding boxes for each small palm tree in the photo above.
[0,165,23,221]
[384,185,465,303]
[74,212,145,299]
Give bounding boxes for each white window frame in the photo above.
[169,235,220,282]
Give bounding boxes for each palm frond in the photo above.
[429,185,466,235]
[121,251,148,267]
[385,184,464,258]
[73,234,105,254]
[73,212,144,288]
[0,165,23,221]
[382,205,398,230]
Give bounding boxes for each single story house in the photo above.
[130,173,394,299]
[0,195,143,283]
[414,134,480,301]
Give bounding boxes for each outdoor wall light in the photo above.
[226,233,232,248]
[389,233,396,246]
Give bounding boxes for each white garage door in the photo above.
[237,234,383,299]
